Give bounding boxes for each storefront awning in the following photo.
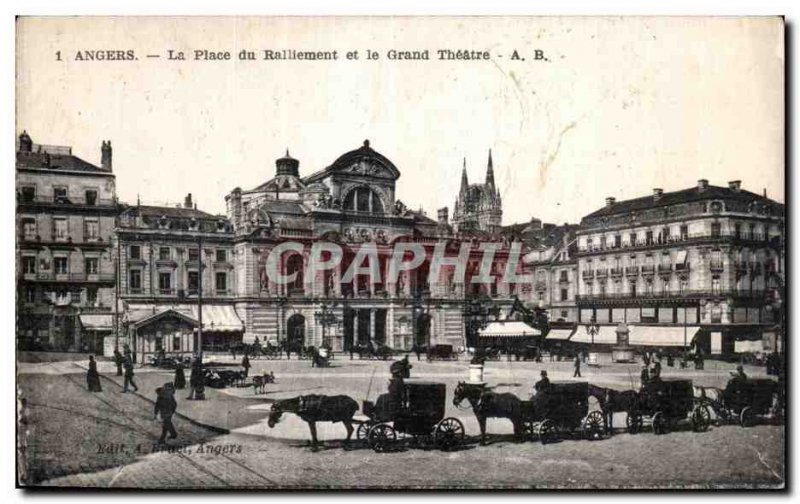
[126,304,244,332]
[570,326,618,345]
[545,328,575,340]
[79,314,113,331]
[478,321,540,338]
[629,326,700,347]
[182,305,243,332]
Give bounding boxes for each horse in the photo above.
[267,394,359,450]
[588,384,640,434]
[453,381,525,445]
[252,372,276,394]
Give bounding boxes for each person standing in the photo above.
[573,354,582,378]
[154,383,178,443]
[187,358,201,400]
[87,355,102,392]
[123,357,138,393]
[113,349,123,376]
[174,361,186,389]
[651,360,662,380]
[242,354,251,378]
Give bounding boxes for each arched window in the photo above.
[343,186,385,214]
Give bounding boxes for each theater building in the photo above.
[223,141,535,353]
[16,131,118,352]
[573,179,785,356]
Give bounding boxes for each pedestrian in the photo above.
[242,354,251,378]
[123,357,138,393]
[413,344,422,362]
[640,366,649,387]
[113,348,123,376]
[652,360,662,380]
[642,351,651,367]
[154,383,178,443]
[573,354,582,378]
[187,358,201,400]
[87,355,102,392]
[174,361,186,389]
[534,370,551,395]
[231,344,237,362]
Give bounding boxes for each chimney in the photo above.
[184,193,193,209]
[697,179,709,192]
[653,188,663,201]
[605,197,616,208]
[18,130,32,153]
[438,207,449,225]
[101,140,112,171]
[727,180,741,192]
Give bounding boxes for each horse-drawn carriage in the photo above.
[453,381,604,445]
[427,344,459,361]
[358,379,465,452]
[521,382,605,443]
[628,378,711,434]
[699,377,782,427]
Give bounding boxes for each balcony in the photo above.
[640,265,655,276]
[577,231,774,256]
[595,268,608,278]
[158,288,176,296]
[624,266,639,277]
[609,267,624,277]
[657,264,672,276]
[17,194,116,208]
[576,288,768,305]
[709,260,724,272]
[581,270,594,280]
[535,281,547,292]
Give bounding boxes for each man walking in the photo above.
[113,348,123,376]
[242,354,251,378]
[154,383,178,444]
[187,358,202,400]
[123,357,138,393]
[573,354,582,378]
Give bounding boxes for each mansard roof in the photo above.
[584,184,783,221]
[16,150,109,174]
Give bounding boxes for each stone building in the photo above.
[116,194,241,363]
[573,179,785,355]
[223,141,531,353]
[16,131,118,352]
[451,151,503,234]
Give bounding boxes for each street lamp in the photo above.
[314,301,338,348]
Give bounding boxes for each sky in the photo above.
[16,16,784,225]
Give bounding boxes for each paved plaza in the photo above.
[17,352,784,489]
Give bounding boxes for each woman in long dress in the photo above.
[174,361,186,389]
[87,355,102,392]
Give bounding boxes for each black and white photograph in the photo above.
[14,15,786,489]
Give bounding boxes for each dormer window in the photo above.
[344,186,385,214]
[159,216,168,229]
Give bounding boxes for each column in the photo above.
[370,309,376,345]
[353,310,359,346]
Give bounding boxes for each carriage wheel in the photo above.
[740,407,756,428]
[582,411,604,440]
[434,417,465,451]
[691,405,711,432]
[356,421,374,441]
[626,411,643,434]
[538,419,557,445]
[367,423,396,453]
[521,421,536,441]
[652,412,668,435]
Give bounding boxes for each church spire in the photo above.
[485,149,495,188]
[460,157,469,192]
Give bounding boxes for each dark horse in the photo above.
[453,382,525,445]
[588,384,640,433]
[267,395,359,449]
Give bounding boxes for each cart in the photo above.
[628,378,711,434]
[711,377,781,427]
[357,380,465,452]
[521,381,606,444]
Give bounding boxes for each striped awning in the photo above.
[545,328,575,341]
[478,321,540,339]
[570,325,618,345]
[629,326,700,347]
[79,314,113,331]
[126,304,243,332]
